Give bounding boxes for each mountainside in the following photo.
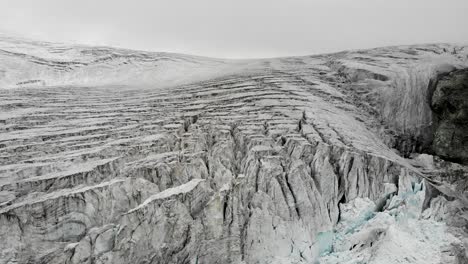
[0,34,248,88]
[1,36,468,264]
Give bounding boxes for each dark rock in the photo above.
[430,69,468,164]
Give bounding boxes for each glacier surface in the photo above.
[0,36,468,263]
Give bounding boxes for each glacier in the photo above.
[0,35,468,263]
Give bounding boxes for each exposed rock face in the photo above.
[430,69,468,164]
[1,37,468,263]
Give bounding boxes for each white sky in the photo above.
[1,0,467,58]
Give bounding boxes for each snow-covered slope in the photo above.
[1,36,468,264]
[0,34,252,89]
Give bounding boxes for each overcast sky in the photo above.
[0,0,467,58]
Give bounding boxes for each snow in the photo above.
[0,178,126,214]
[0,34,260,89]
[0,157,118,186]
[127,179,205,213]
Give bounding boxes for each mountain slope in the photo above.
[0,34,252,88]
[1,36,468,264]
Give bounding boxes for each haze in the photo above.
[1,0,467,58]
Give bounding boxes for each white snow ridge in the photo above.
[1,35,468,264]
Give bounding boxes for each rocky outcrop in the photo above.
[430,69,468,164]
[1,38,468,263]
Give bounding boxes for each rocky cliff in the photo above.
[1,37,468,264]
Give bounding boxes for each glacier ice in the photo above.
[0,36,468,263]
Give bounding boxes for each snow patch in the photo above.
[128,179,205,213]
